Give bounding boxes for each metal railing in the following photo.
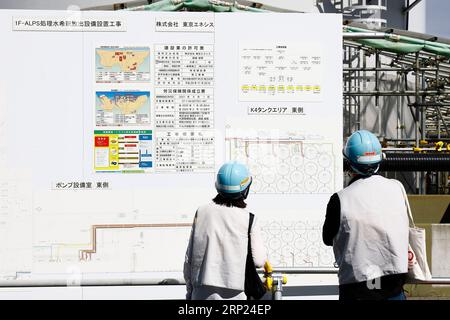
[2,269,449,286]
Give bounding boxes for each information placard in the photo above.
[0,10,342,281]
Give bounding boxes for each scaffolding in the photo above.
[343,22,450,194]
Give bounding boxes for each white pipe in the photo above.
[0,269,336,287]
[0,272,185,287]
[2,269,450,287]
[343,32,387,39]
[257,267,338,274]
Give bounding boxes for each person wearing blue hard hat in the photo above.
[322,130,410,300]
[343,129,383,176]
[183,161,267,300]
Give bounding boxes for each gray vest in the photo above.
[190,203,251,291]
[334,175,409,285]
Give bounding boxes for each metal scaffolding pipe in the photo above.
[2,271,450,287]
[344,67,438,72]
[381,153,450,171]
[345,91,447,96]
[409,103,450,107]
[343,32,387,40]
[343,153,450,172]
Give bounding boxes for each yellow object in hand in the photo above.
[264,261,273,274]
[265,276,273,291]
[263,260,273,290]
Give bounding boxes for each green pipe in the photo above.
[126,0,267,12]
[344,26,450,57]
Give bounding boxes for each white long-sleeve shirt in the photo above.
[183,202,267,300]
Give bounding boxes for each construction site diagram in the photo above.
[227,137,336,194]
[96,46,150,83]
[95,91,150,126]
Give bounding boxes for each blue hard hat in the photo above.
[344,130,382,175]
[215,161,252,198]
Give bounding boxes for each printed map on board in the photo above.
[95,91,150,126]
[96,47,150,82]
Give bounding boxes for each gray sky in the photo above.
[424,0,450,38]
[409,0,450,38]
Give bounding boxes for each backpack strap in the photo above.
[248,212,255,254]
[248,212,255,236]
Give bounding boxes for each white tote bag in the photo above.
[397,181,432,282]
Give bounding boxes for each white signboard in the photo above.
[0,10,342,282]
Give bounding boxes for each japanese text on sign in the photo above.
[155,44,214,86]
[13,17,126,32]
[52,181,111,190]
[155,17,214,32]
[248,106,305,115]
[155,87,213,129]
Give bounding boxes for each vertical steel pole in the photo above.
[436,56,441,193]
[349,47,352,135]
[357,49,361,131]
[421,67,426,193]
[397,72,401,142]
[415,52,421,194]
[400,68,405,142]
[271,274,285,300]
[375,50,381,136]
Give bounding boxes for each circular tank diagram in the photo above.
[229,139,335,194]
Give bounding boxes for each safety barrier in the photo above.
[1,269,449,301]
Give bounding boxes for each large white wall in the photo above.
[409,0,450,38]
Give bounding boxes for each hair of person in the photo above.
[212,193,247,209]
[349,162,380,177]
